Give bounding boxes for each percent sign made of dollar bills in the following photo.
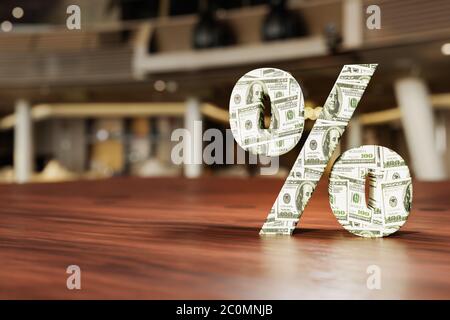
[229,64,413,238]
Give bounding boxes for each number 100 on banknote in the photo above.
[229,65,412,238]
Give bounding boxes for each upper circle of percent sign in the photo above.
[229,64,413,238]
[229,68,304,157]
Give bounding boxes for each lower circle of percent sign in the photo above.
[229,65,413,238]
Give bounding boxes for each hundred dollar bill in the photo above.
[348,228,383,238]
[340,64,378,79]
[329,179,349,223]
[368,165,410,217]
[289,165,323,182]
[381,178,412,227]
[267,135,304,155]
[337,74,373,84]
[335,145,378,166]
[270,95,304,131]
[347,176,373,224]
[321,82,370,122]
[380,146,407,169]
[243,67,287,79]
[261,210,297,234]
[230,68,304,157]
[280,180,317,218]
[262,68,287,78]
[235,103,268,151]
[230,76,299,108]
[330,146,377,180]
[320,65,376,123]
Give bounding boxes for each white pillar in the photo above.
[342,0,363,49]
[184,97,202,178]
[14,99,33,183]
[435,111,447,155]
[394,77,447,181]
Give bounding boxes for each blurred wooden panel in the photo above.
[35,32,95,51]
[0,34,34,52]
[363,0,450,44]
[0,48,133,85]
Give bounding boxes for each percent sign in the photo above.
[229,65,413,238]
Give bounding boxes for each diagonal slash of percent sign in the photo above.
[259,64,378,235]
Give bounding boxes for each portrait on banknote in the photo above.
[322,127,341,159]
[296,181,315,211]
[322,85,342,121]
[246,80,268,105]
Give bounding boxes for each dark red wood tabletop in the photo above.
[0,177,449,299]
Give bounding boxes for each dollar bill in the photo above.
[289,165,323,182]
[321,83,369,122]
[303,121,345,166]
[230,68,304,157]
[381,178,412,227]
[380,146,407,169]
[348,177,372,224]
[329,179,349,222]
[329,146,377,180]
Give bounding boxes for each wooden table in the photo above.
[0,177,449,299]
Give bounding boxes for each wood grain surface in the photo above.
[0,177,449,299]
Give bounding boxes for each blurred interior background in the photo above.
[0,0,449,183]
